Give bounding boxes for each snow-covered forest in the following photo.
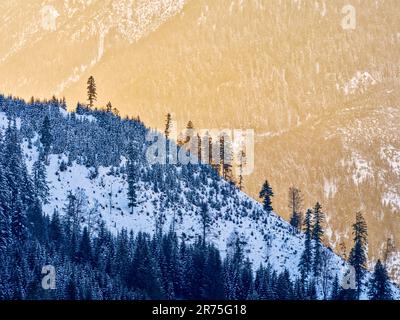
[0,94,396,300]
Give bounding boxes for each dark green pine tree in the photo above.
[288,187,303,232]
[200,202,211,246]
[77,227,92,263]
[106,101,113,113]
[312,202,325,277]
[275,269,294,300]
[330,274,340,300]
[299,209,313,280]
[11,194,28,243]
[259,180,274,213]
[238,258,254,300]
[0,134,11,251]
[87,76,97,108]
[32,152,49,204]
[0,169,11,251]
[368,260,393,300]
[4,122,31,244]
[348,211,368,299]
[40,115,53,161]
[164,113,172,165]
[127,143,138,214]
[27,199,46,243]
[202,246,225,299]
[49,210,64,250]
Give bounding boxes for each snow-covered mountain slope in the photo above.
[0,0,399,275]
[1,102,399,299]
[17,116,306,275]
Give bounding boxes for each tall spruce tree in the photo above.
[0,134,11,251]
[368,260,392,300]
[127,143,138,214]
[32,152,49,204]
[330,274,340,300]
[40,115,52,161]
[299,209,313,279]
[259,180,274,213]
[87,76,97,108]
[164,113,172,139]
[288,187,303,232]
[348,211,368,299]
[165,113,172,165]
[4,122,31,244]
[200,203,211,246]
[312,202,325,277]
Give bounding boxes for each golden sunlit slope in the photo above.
[0,0,400,279]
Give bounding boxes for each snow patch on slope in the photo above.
[382,191,400,212]
[0,112,21,130]
[350,152,374,185]
[380,145,400,177]
[340,71,378,95]
[324,178,337,199]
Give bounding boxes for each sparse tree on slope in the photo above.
[40,115,53,162]
[106,101,113,113]
[200,203,211,246]
[32,152,50,204]
[299,209,313,280]
[288,187,303,232]
[348,211,368,299]
[87,76,97,109]
[127,142,138,214]
[259,180,274,213]
[312,202,325,277]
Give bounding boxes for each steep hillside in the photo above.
[0,0,399,283]
[1,95,399,299]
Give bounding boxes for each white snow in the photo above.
[0,112,21,130]
[324,178,337,199]
[341,71,378,95]
[382,191,400,212]
[380,145,400,177]
[350,152,374,185]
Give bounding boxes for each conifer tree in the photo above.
[312,202,325,277]
[299,209,313,279]
[106,102,113,113]
[288,187,303,232]
[0,140,11,251]
[200,203,211,246]
[165,113,172,165]
[87,76,97,108]
[49,210,63,250]
[78,227,92,263]
[40,115,52,161]
[368,260,392,300]
[32,152,49,204]
[348,211,368,299]
[259,180,274,213]
[185,121,194,144]
[127,143,138,214]
[330,274,340,300]
[164,113,172,140]
[238,149,246,191]
[276,269,293,300]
